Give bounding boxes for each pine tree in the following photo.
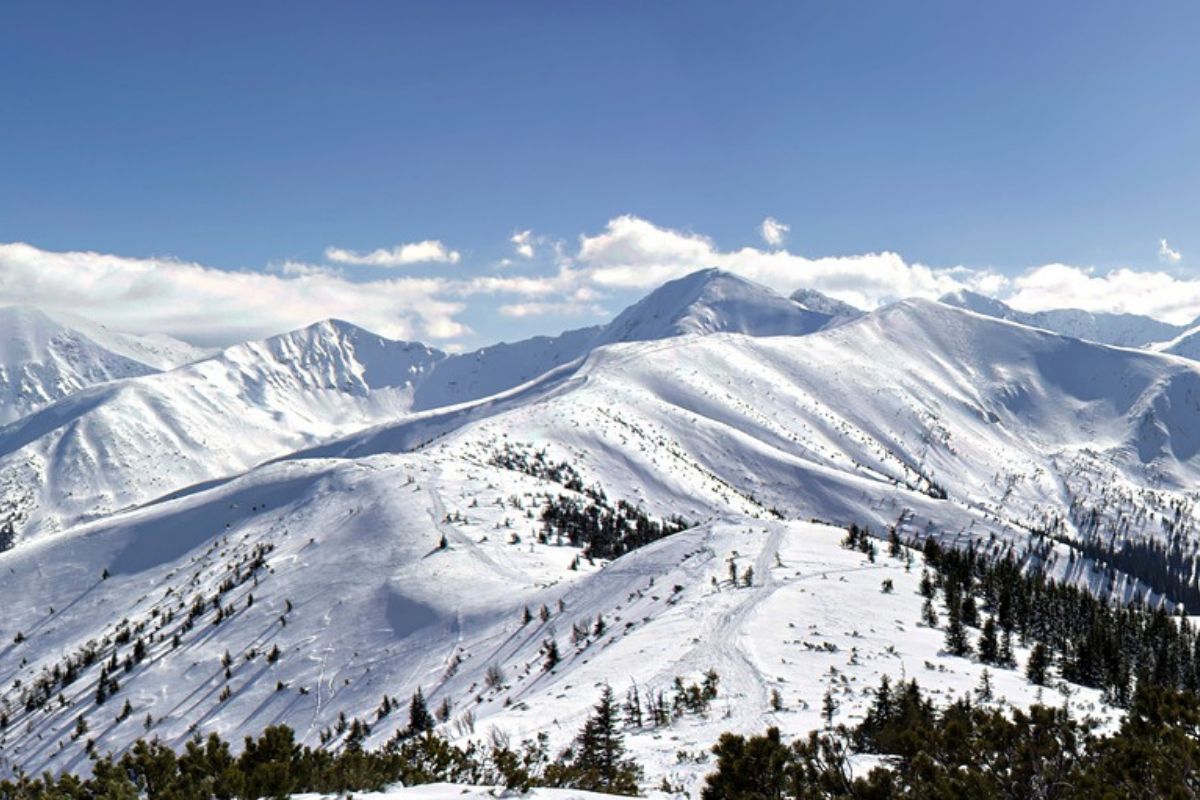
[822,688,838,729]
[944,604,971,657]
[543,639,561,671]
[922,597,939,627]
[1026,642,1051,686]
[976,668,994,703]
[888,527,903,558]
[999,628,1016,668]
[407,687,434,734]
[961,594,979,627]
[978,617,1000,664]
[919,570,936,599]
[568,685,642,794]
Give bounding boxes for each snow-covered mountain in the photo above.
[410,268,843,410]
[1152,323,1200,361]
[319,296,1200,561]
[0,319,445,538]
[0,270,841,541]
[3,271,1200,793]
[939,289,1186,347]
[0,306,205,425]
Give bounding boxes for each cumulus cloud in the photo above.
[511,230,535,259]
[574,215,992,310]
[10,217,1200,352]
[1005,263,1200,325]
[760,217,789,248]
[324,240,461,267]
[0,242,468,346]
[1159,239,1183,264]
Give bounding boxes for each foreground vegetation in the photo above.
[703,680,1200,799]
[10,522,1200,798]
[0,685,642,800]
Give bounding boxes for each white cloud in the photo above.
[511,230,535,259]
[1005,263,1200,325]
[1160,238,1183,264]
[274,260,343,278]
[454,265,588,299]
[11,217,1200,353]
[324,240,461,267]
[760,217,789,248]
[0,242,468,346]
[574,215,991,310]
[498,301,608,319]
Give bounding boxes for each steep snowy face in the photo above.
[218,319,445,398]
[1154,325,1200,362]
[0,306,193,425]
[939,290,1183,348]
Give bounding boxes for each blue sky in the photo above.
[2,2,1200,347]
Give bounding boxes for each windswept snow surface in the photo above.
[408,268,841,411]
[320,298,1200,574]
[0,320,445,538]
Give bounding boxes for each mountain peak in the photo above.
[600,268,835,343]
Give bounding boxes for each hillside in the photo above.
[319,297,1200,585]
[0,306,204,426]
[0,449,1113,794]
[0,320,443,539]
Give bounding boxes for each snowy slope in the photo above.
[939,289,1184,348]
[0,450,1114,795]
[0,320,444,539]
[318,298,1200,568]
[0,306,204,426]
[1153,323,1200,362]
[789,287,862,321]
